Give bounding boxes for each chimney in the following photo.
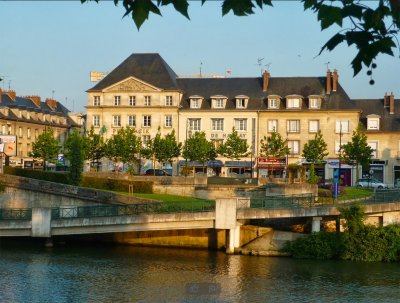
[46,98,57,111]
[390,92,395,114]
[4,90,16,101]
[27,96,42,108]
[384,92,389,108]
[263,71,270,92]
[326,69,331,94]
[332,69,338,92]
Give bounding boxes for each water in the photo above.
[1,241,400,303]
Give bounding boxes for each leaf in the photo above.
[319,33,345,55]
[341,3,363,19]
[158,0,190,19]
[318,4,343,30]
[350,52,363,76]
[222,0,255,16]
[255,0,273,9]
[302,0,318,11]
[124,0,162,29]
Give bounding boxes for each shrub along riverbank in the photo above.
[282,204,400,262]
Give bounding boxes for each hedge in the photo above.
[3,166,70,184]
[80,176,153,194]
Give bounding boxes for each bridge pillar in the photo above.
[32,208,52,237]
[215,198,240,254]
[311,217,322,233]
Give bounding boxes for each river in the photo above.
[1,240,399,303]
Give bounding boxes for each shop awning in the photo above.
[178,160,224,167]
[225,161,253,167]
[257,157,286,168]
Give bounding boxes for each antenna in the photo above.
[265,62,272,72]
[325,61,331,71]
[8,80,11,90]
[52,90,55,99]
[199,61,203,78]
[256,58,264,75]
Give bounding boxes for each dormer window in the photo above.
[189,95,203,109]
[309,98,320,109]
[235,95,248,109]
[367,114,380,130]
[286,95,302,109]
[269,99,278,109]
[211,95,227,109]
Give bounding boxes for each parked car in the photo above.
[143,169,172,176]
[356,178,388,189]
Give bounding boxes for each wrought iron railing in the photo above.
[51,200,215,219]
[250,194,316,209]
[0,208,32,220]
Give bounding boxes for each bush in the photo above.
[3,166,70,184]
[318,188,332,197]
[80,176,153,194]
[282,232,343,260]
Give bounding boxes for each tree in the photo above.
[182,131,216,174]
[30,127,60,171]
[218,127,250,175]
[105,127,142,172]
[302,130,328,184]
[154,129,181,168]
[85,126,105,171]
[81,0,400,77]
[64,130,85,185]
[259,131,290,176]
[341,123,373,181]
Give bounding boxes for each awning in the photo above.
[225,161,253,168]
[178,160,224,167]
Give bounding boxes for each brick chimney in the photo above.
[46,98,57,111]
[390,92,395,114]
[332,69,338,92]
[263,71,270,92]
[27,96,42,108]
[384,92,389,108]
[4,90,16,101]
[326,69,331,94]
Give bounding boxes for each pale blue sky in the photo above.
[1,1,399,112]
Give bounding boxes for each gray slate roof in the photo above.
[88,53,179,91]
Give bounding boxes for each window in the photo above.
[335,140,348,154]
[336,120,349,133]
[129,96,136,106]
[143,115,151,127]
[165,96,173,106]
[93,96,100,106]
[93,115,100,127]
[27,128,31,139]
[213,98,224,109]
[287,120,300,133]
[144,96,151,106]
[367,117,380,130]
[268,120,278,132]
[7,125,11,135]
[1,125,5,134]
[112,115,121,127]
[269,99,278,109]
[309,120,319,133]
[142,135,151,147]
[128,115,136,127]
[114,96,121,106]
[236,99,246,108]
[165,115,172,127]
[288,140,300,155]
[234,119,247,131]
[27,112,30,119]
[18,127,23,138]
[368,141,379,158]
[212,139,224,149]
[189,118,201,131]
[287,98,300,108]
[212,119,224,131]
[190,98,200,109]
[309,98,319,109]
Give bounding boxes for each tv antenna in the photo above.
[265,62,272,72]
[255,58,264,74]
[325,61,331,71]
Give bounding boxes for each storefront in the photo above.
[257,157,286,178]
[326,159,354,186]
[394,165,400,188]
[178,160,224,176]
[301,160,326,184]
[224,161,253,178]
[364,160,386,183]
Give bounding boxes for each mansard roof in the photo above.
[88,53,179,92]
[352,98,400,132]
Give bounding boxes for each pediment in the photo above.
[105,77,161,92]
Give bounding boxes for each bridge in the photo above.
[2,190,400,253]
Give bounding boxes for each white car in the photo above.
[356,178,388,189]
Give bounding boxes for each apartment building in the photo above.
[0,89,81,167]
[86,53,400,186]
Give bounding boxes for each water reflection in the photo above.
[0,242,400,303]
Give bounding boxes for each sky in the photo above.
[1,1,399,113]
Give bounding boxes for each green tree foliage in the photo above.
[30,127,60,171]
[338,203,365,234]
[341,124,373,180]
[302,130,328,183]
[182,131,216,173]
[64,130,85,185]
[105,127,142,171]
[259,131,289,176]
[81,0,400,77]
[218,128,249,160]
[85,126,105,171]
